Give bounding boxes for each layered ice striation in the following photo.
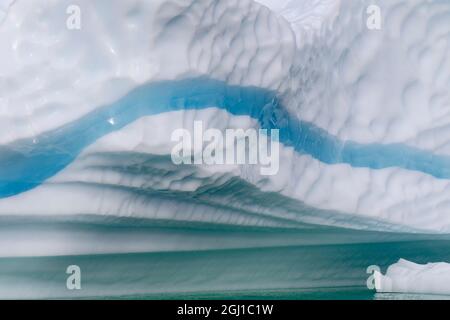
[0,0,449,298]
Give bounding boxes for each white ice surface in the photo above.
[3,0,449,152]
[0,0,295,144]
[260,0,450,154]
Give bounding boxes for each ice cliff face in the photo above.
[0,0,449,298]
[1,0,450,231]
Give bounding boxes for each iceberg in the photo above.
[376,259,450,296]
[0,0,449,299]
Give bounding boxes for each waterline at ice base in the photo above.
[0,0,449,299]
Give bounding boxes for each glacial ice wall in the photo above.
[1,0,450,231]
[0,0,449,298]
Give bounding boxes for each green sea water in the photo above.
[1,219,450,299]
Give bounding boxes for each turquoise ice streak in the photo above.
[1,77,450,198]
